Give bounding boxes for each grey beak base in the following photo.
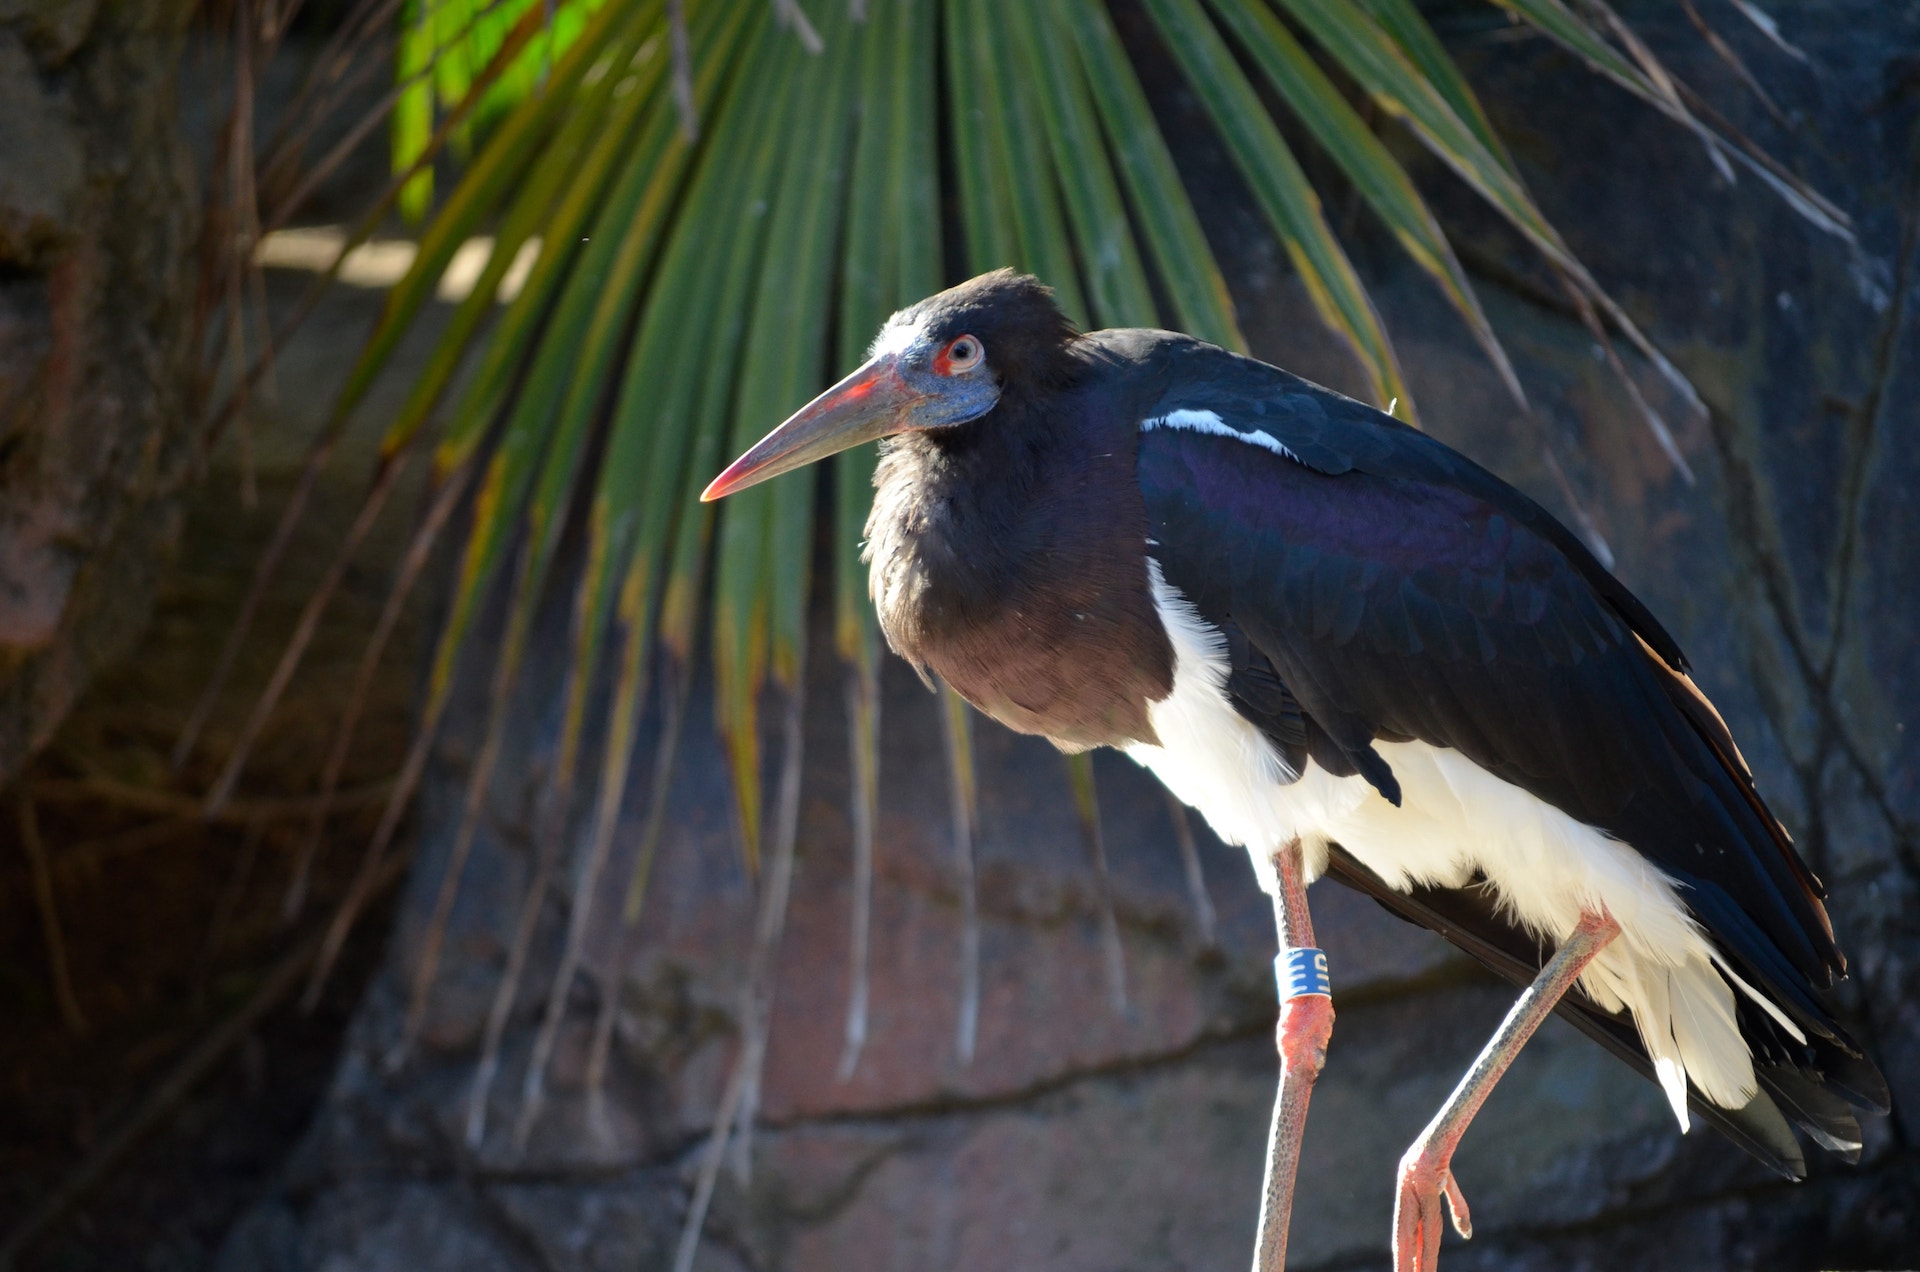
[701,357,918,501]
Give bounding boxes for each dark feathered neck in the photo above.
[870,389,1064,612]
[862,353,1175,751]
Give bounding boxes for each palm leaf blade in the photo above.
[354,0,642,444]
[1276,0,1704,457]
[1209,0,1523,406]
[1011,1,1159,330]
[1063,0,1243,351]
[1142,0,1414,417]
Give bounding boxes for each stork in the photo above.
[701,271,1887,1270]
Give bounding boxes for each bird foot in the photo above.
[1392,1138,1472,1272]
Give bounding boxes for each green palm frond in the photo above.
[221,0,1849,1179]
[395,0,613,218]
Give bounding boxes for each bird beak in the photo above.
[701,356,922,501]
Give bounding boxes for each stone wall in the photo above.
[220,3,1919,1268]
[0,0,196,779]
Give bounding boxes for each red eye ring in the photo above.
[937,334,983,375]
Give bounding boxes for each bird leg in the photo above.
[1253,837,1333,1272]
[1392,907,1620,1272]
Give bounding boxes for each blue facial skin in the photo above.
[703,324,1008,503]
[891,334,1001,431]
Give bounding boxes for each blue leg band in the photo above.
[1276,947,1331,1001]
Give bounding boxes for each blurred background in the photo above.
[0,0,1915,1268]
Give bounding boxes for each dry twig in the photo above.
[938,683,980,1065]
[673,679,807,1272]
[1164,791,1217,951]
[0,850,410,1270]
[1068,752,1128,1015]
[15,796,87,1036]
[836,657,880,1079]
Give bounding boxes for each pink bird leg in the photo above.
[1252,838,1334,1271]
[1393,908,1621,1272]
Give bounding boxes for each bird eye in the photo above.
[942,335,983,374]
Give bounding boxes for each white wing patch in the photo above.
[1142,408,1301,463]
[1129,562,1769,1130]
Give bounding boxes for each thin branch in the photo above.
[622,661,690,927]
[729,677,808,1181]
[1164,791,1217,951]
[468,592,667,1148]
[394,544,538,1068]
[1672,76,1851,236]
[259,0,409,171]
[510,637,662,1149]
[303,468,480,1006]
[193,816,269,1001]
[282,467,469,926]
[0,849,410,1268]
[937,682,980,1066]
[668,0,698,141]
[1581,0,1737,182]
[1068,753,1128,1015]
[1556,267,1696,485]
[670,1034,752,1272]
[1678,0,1790,127]
[46,819,200,886]
[836,657,880,1080]
[301,696,442,1010]
[1726,0,1808,63]
[674,677,807,1270]
[258,41,393,209]
[261,0,525,237]
[28,776,392,825]
[183,0,544,527]
[171,435,338,772]
[255,0,405,203]
[226,0,262,511]
[1534,435,1615,570]
[771,0,823,54]
[585,663,694,1131]
[203,454,410,814]
[464,760,575,1147]
[15,796,87,1036]
[174,2,549,775]
[1572,0,1847,237]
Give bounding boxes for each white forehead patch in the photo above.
[1142,408,1300,463]
[869,309,930,361]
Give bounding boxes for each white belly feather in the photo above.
[1125,563,1799,1128]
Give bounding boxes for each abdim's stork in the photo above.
[703,271,1887,1270]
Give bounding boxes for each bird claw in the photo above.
[1441,1170,1472,1239]
[1393,1142,1471,1272]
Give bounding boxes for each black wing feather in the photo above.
[1131,334,1690,671]
[1115,333,1884,1159]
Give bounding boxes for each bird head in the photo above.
[702,270,1076,501]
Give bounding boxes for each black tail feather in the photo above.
[1320,845,1883,1181]
[1821,1045,1893,1116]
[1760,1064,1864,1162]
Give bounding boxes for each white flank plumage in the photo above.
[1127,561,1769,1127]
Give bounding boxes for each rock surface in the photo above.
[222,3,1919,1269]
[0,0,196,780]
